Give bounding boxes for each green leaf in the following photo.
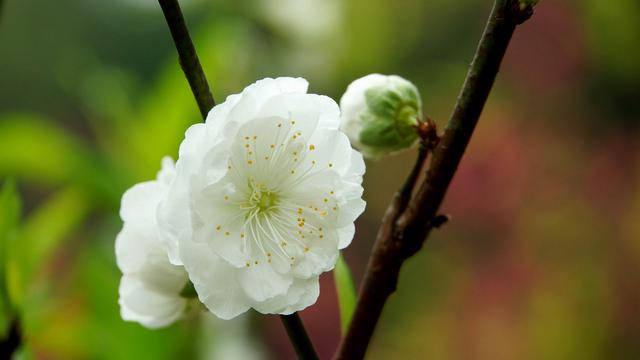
[0,185,92,334]
[0,179,22,338]
[21,188,92,282]
[334,253,357,334]
[0,114,123,205]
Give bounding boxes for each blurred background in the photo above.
[1,0,639,358]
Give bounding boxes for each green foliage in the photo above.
[0,114,122,205]
[20,188,92,286]
[583,0,640,82]
[0,179,21,338]
[334,254,357,334]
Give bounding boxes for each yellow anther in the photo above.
[309,144,315,150]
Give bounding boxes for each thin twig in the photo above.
[398,144,428,212]
[157,0,215,117]
[335,1,534,359]
[0,320,21,358]
[280,314,319,360]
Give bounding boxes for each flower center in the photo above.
[247,180,279,214]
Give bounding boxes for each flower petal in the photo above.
[238,261,293,302]
[119,275,186,329]
[180,241,251,320]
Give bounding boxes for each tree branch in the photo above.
[398,144,428,212]
[157,0,216,117]
[280,313,319,360]
[335,1,534,359]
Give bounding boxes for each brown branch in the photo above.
[280,313,320,360]
[335,1,534,359]
[158,0,216,118]
[398,144,429,212]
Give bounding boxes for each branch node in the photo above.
[510,0,535,24]
[416,117,440,150]
[430,214,451,229]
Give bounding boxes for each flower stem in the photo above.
[280,313,319,360]
[157,0,215,118]
[335,1,535,359]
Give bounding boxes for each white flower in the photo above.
[160,77,366,319]
[340,74,422,159]
[115,157,192,328]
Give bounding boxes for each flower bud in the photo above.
[339,74,422,159]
